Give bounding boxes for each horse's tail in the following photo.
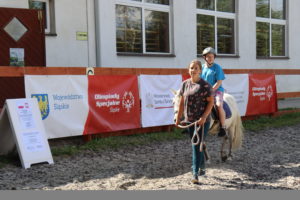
[231,112,244,149]
[224,93,244,150]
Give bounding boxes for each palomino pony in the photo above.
[172,90,244,162]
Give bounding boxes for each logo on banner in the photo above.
[144,92,173,109]
[122,91,134,112]
[266,85,273,101]
[145,93,154,108]
[31,94,50,120]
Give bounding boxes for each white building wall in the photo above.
[96,0,198,68]
[0,0,96,67]
[0,0,28,8]
[46,0,96,67]
[96,0,300,70]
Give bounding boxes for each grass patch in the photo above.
[243,112,300,132]
[1,111,300,167]
[51,128,185,157]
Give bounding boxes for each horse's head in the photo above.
[171,89,181,123]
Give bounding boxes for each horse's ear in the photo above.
[170,89,177,96]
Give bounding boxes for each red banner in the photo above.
[83,75,140,134]
[182,74,190,81]
[246,74,278,116]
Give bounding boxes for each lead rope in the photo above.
[178,122,204,152]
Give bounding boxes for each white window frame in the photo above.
[256,0,287,57]
[196,0,237,56]
[116,0,172,55]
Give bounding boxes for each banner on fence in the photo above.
[25,73,278,139]
[223,74,277,116]
[83,75,140,134]
[246,74,278,115]
[222,74,249,116]
[139,75,182,127]
[25,75,89,138]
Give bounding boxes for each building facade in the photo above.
[0,0,299,93]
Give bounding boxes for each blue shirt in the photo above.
[201,63,225,92]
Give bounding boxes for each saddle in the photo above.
[211,101,232,121]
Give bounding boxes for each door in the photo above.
[0,7,46,66]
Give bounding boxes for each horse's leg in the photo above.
[220,136,228,162]
[227,131,233,161]
[203,143,210,164]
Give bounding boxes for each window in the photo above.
[256,0,286,57]
[116,0,171,54]
[29,0,56,35]
[197,0,236,55]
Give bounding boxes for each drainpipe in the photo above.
[85,0,97,67]
[94,0,101,67]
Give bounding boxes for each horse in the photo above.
[171,89,244,162]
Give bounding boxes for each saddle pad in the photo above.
[211,101,232,120]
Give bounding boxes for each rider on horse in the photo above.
[201,47,227,137]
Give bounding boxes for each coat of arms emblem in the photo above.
[31,94,50,120]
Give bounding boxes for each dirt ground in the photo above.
[0,124,299,190]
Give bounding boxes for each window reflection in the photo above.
[271,0,285,19]
[256,0,269,18]
[217,0,235,13]
[272,24,285,56]
[197,14,215,54]
[116,5,143,53]
[217,18,234,54]
[145,0,169,5]
[145,10,169,52]
[256,22,270,57]
[197,0,214,10]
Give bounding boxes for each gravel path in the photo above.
[0,124,299,190]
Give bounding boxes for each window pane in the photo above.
[256,0,269,18]
[217,18,235,54]
[197,14,215,54]
[272,24,285,56]
[145,0,169,5]
[145,10,169,52]
[116,5,142,53]
[271,0,285,19]
[29,1,47,29]
[256,22,270,56]
[197,0,214,10]
[217,0,235,13]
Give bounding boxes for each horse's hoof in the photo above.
[221,156,228,162]
[206,159,211,165]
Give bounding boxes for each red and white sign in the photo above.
[246,74,277,115]
[83,75,140,134]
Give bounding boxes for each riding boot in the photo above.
[218,127,227,137]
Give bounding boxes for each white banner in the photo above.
[222,74,249,116]
[139,75,182,127]
[25,75,89,139]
